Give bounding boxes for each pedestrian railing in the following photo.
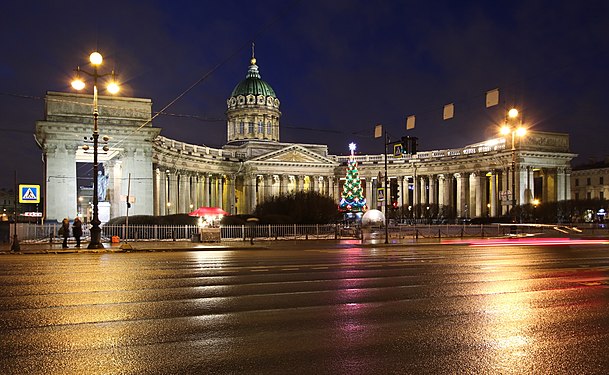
[9,222,599,244]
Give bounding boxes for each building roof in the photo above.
[230,57,277,98]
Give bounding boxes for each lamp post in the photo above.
[500,108,526,219]
[384,131,389,244]
[71,52,120,249]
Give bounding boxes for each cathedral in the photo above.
[35,53,576,223]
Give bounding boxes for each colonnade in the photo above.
[152,169,337,215]
[361,166,571,218]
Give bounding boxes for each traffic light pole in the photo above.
[384,131,389,244]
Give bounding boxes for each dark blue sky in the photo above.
[1,0,608,188]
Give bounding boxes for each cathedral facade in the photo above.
[36,55,576,222]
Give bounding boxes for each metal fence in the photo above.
[8,222,601,244]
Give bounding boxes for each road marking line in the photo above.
[282,268,299,271]
[312,267,328,269]
[250,269,269,272]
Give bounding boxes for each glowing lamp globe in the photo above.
[71,79,85,90]
[90,52,103,65]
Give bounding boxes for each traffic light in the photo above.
[401,136,418,155]
[390,179,399,208]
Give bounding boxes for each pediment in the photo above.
[249,145,336,165]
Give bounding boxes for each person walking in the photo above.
[72,217,83,248]
[60,218,70,249]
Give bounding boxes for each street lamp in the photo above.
[500,108,527,219]
[532,199,540,223]
[71,51,120,249]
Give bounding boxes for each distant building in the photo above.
[571,161,609,201]
[35,52,577,222]
[0,188,33,221]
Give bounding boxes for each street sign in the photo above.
[377,187,385,201]
[19,184,40,203]
[393,144,403,158]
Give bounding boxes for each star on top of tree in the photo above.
[349,142,356,155]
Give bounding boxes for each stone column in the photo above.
[527,167,535,203]
[45,143,78,222]
[565,168,572,201]
[280,175,288,194]
[437,174,446,207]
[366,177,374,207]
[557,168,566,201]
[225,175,235,214]
[245,174,256,213]
[178,173,190,213]
[470,172,483,218]
[332,176,340,202]
[265,175,274,200]
[202,174,209,207]
[153,168,160,216]
[159,169,167,216]
[169,172,179,215]
[419,176,427,206]
[502,168,509,215]
[428,175,436,205]
[490,170,498,217]
[455,173,468,218]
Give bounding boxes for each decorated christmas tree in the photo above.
[338,143,367,212]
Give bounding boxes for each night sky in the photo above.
[1,0,608,189]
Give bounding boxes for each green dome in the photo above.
[230,60,277,98]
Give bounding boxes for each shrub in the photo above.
[255,191,340,224]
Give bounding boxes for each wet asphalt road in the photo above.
[1,241,609,374]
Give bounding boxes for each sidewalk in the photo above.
[0,239,269,254]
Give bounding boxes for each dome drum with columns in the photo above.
[226,48,281,143]
[35,49,578,223]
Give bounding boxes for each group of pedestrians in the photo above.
[60,217,83,248]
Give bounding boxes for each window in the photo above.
[575,179,579,186]
[258,121,264,134]
[587,177,591,186]
[267,123,272,135]
[248,122,254,134]
[239,122,244,134]
[587,192,592,200]
[600,191,605,200]
[601,176,604,185]
[575,193,580,200]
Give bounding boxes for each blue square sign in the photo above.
[19,184,40,203]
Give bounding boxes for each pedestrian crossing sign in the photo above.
[393,144,403,158]
[19,184,40,203]
[377,187,385,202]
